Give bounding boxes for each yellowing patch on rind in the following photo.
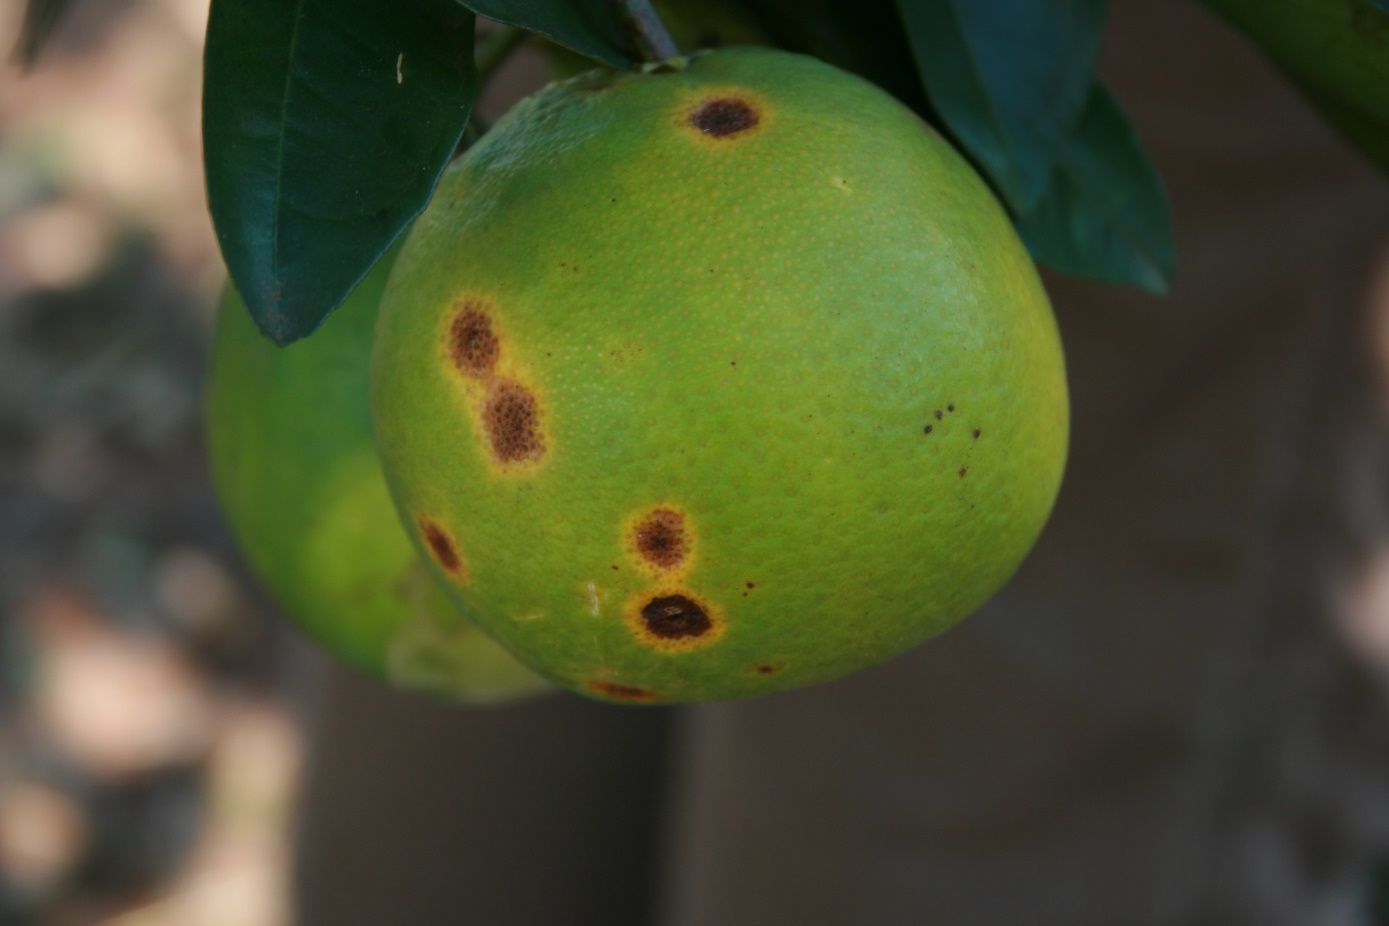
[623,588,726,653]
[434,298,551,475]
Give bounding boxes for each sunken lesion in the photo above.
[588,680,661,703]
[642,594,710,639]
[417,516,467,582]
[482,378,546,465]
[625,589,725,653]
[684,92,764,140]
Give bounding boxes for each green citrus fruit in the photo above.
[371,47,1068,704]
[1204,0,1389,173]
[206,254,549,704]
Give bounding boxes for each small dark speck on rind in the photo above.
[934,410,943,420]
[947,403,955,413]
[923,425,933,435]
[958,467,968,478]
[972,428,981,439]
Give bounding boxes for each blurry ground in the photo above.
[2,2,321,923]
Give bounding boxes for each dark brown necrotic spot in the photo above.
[641,594,712,640]
[689,97,759,138]
[483,379,544,463]
[634,509,687,569]
[755,663,779,675]
[589,680,658,702]
[418,517,464,578]
[448,304,500,379]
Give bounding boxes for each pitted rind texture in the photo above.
[627,505,695,577]
[371,47,1069,704]
[448,301,501,379]
[482,378,546,465]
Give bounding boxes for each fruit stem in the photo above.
[616,0,680,62]
[474,24,528,84]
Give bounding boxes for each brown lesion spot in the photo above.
[688,96,760,138]
[417,516,467,581]
[754,663,780,676]
[448,302,500,379]
[642,594,711,640]
[626,589,725,652]
[483,379,545,464]
[588,680,660,702]
[633,508,688,570]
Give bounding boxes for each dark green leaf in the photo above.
[455,0,635,68]
[203,0,477,345]
[896,0,1106,211]
[12,0,74,68]
[1015,83,1175,293]
[739,0,929,115]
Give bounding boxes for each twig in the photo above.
[615,0,679,62]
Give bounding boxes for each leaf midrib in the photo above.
[269,0,311,298]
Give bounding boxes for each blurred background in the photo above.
[3,1,1389,924]
[0,1,306,922]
